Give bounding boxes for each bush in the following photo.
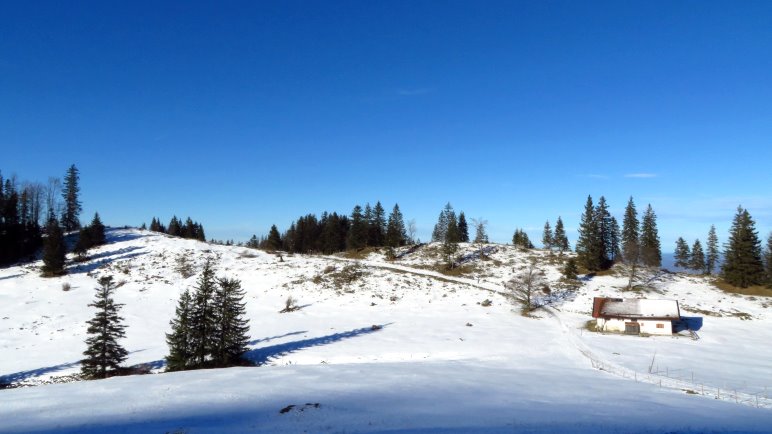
[62,282,71,291]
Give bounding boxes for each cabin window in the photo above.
[656,324,664,329]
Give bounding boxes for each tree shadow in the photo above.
[0,273,23,281]
[247,330,308,346]
[0,361,81,385]
[68,246,147,274]
[105,229,147,244]
[244,324,391,365]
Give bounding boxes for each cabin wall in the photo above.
[595,318,673,335]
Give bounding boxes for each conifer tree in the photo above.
[639,204,661,268]
[576,195,601,271]
[212,277,250,367]
[385,204,407,248]
[458,212,470,243]
[512,229,533,250]
[347,205,367,250]
[690,239,705,273]
[621,197,640,265]
[764,232,772,288]
[594,196,612,267]
[553,216,569,253]
[431,209,447,242]
[721,206,764,288]
[369,202,386,247]
[267,224,282,250]
[609,216,621,263]
[563,257,579,280]
[190,260,219,366]
[674,237,691,269]
[432,203,457,243]
[167,216,181,236]
[706,225,720,275]
[42,211,66,276]
[542,221,553,250]
[363,203,374,246]
[166,289,194,371]
[61,164,82,232]
[89,212,106,246]
[81,276,128,379]
[446,209,460,243]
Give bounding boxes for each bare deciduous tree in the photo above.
[507,260,546,312]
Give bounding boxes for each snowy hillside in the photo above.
[1,228,771,433]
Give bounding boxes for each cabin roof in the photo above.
[592,297,680,320]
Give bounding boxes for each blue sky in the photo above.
[2,1,771,249]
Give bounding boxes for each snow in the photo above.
[1,229,771,433]
[598,298,681,319]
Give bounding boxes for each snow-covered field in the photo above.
[1,229,771,433]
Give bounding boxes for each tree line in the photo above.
[673,206,772,289]
[145,216,206,242]
[251,201,411,255]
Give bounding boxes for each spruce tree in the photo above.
[554,216,569,253]
[212,277,250,367]
[639,204,661,268]
[706,225,720,275]
[563,257,579,280]
[764,232,772,288]
[458,212,470,243]
[512,229,533,250]
[385,204,407,248]
[621,197,640,265]
[190,260,219,367]
[370,201,386,247]
[167,216,182,237]
[674,237,691,269]
[446,209,460,243]
[42,211,66,276]
[431,209,447,242]
[576,195,600,271]
[166,289,194,371]
[267,225,282,250]
[721,206,764,288]
[609,216,621,263]
[61,164,82,232]
[594,196,612,267]
[542,221,553,250]
[690,239,705,273]
[81,276,128,379]
[90,212,106,246]
[347,205,367,250]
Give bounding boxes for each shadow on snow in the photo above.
[245,324,391,365]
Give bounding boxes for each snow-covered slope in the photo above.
[1,229,770,433]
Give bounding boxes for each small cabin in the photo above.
[592,297,681,336]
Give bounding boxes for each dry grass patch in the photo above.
[713,280,772,298]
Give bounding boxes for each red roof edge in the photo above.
[592,297,607,318]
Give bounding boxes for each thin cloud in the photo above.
[396,88,433,97]
[585,174,609,180]
[624,173,657,179]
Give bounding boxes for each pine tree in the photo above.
[764,232,772,288]
[267,225,282,250]
[446,209,460,243]
[432,203,457,243]
[621,197,640,265]
[42,211,66,276]
[431,209,447,242]
[385,204,407,248]
[212,277,250,367]
[563,257,579,280]
[721,206,764,288]
[61,164,82,232]
[190,260,219,367]
[363,203,374,246]
[554,216,569,253]
[347,205,367,250]
[594,196,612,268]
[512,229,533,250]
[542,221,553,250]
[89,212,106,246]
[369,202,386,247]
[639,204,661,268]
[706,225,720,275]
[167,216,181,237]
[674,237,691,269]
[81,276,128,379]
[609,216,621,263]
[166,289,194,371]
[690,239,705,273]
[458,212,470,243]
[576,195,601,271]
